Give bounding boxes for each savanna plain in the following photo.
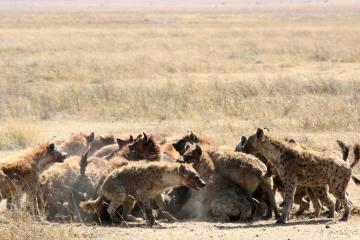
[0,2,360,240]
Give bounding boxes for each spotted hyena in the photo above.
[0,142,68,214]
[237,136,352,217]
[168,143,264,221]
[242,128,359,223]
[80,162,206,226]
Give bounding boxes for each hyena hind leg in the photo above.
[122,196,143,222]
[333,190,352,221]
[314,188,335,218]
[277,181,297,224]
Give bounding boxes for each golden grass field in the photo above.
[0,2,360,239]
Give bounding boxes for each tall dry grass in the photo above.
[0,122,39,150]
[0,5,359,133]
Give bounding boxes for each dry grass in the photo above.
[0,4,360,132]
[0,121,39,150]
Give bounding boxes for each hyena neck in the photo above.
[29,149,48,170]
[192,153,215,181]
[258,139,284,167]
[124,150,162,162]
[161,167,183,189]
[36,158,56,173]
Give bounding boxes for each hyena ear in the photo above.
[135,134,142,141]
[256,128,264,139]
[143,132,148,142]
[47,143,55,152]
[129,135,134,142]
[195,144,202,156]
[86,132,95,143]
[240,136,247,147]
[117,138,124,147]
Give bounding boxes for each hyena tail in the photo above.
[80,149,90,177]
[79,196,104,214]
[336,140,350,161]
[351,144,360,169]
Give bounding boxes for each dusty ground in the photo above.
[1,195,360,240]
[65,216,360,240]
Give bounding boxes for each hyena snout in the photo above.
[197,178,206,188]
[186,176,206,190]
[60,151,69,161]
[178,164,206,190]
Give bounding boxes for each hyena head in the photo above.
[116,135,134,150]
[181,144,205,172]
[172,130,201,155]
[178,164,206,190]
[234,136,248,152]
[128,132,161,160]
[84,132,95,144]
[163,144,182,163]
[182,144,202,163]
[39,142,68,169]
[242,128,268,155]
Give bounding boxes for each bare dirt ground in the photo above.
[1,198,360,240]
[68,216,360,240]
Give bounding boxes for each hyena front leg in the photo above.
[154,194,176,223]
[260,178,281,219]
[276,180,297,224]
[26,187,44,218]
[332,178,352,221]
[141,197,156,227]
